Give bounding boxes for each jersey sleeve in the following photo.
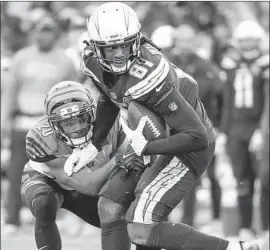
[25,119,58,162]
[92,92,120,151]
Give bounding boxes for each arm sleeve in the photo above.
[92,92,120,151]
[144,87,209,156]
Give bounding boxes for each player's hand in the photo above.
[119,116,148,156]
[64,142,98,176]
[115,144,147,174]
[215,132,227,155]
[249,129,263,153]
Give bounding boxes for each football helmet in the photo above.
[232,20,266,60]
[151,25,174,49]
[86,2,141,74]
[44,81,96,148]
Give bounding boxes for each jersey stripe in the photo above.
[26,142,46,158]
[31,130,52,154]
[126,57,170,99]
[26,137,48,158]
[133,158,189,223]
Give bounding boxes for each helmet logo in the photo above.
[60,105,79,118]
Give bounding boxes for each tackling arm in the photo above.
[44,157,119,196]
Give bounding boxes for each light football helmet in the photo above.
[44,81,95,148]
[151,25,174,49]
[86,2,141,74]
[232,20,266,59]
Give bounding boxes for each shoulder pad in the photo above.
[221,57,237,69]
[256,54,269,67]
[25,118,58,162]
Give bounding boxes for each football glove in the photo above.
[64,142,98,176]
[115,144,147,175]
[119,115,148,156]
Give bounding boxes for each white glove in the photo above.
[119,115,149,156]
[215,133,227,155]
[249,129,263,153]
[64,142,98,176]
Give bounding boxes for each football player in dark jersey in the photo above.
[218,20,269,240]
[66,2,260,250]
[22,81,146,250]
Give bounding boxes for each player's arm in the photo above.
[143,85,209,156]
[92,92,120,151]
[26,129,120,195]
[47,157,118,196]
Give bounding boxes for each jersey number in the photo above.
[234,68,254,108]
[37,122,53,137]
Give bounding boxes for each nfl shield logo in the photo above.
[110,92,117,99]
[168,102,178,111]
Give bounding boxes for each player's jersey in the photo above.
[24,116,123,189]
[220,53,269,140]
[82,42,217,144]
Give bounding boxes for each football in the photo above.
[128,101,167,141]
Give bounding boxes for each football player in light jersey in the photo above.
[22,81,146,250]
[64,2,260,250]
[218,20,269,240]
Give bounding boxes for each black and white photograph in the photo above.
[1,1,269,250]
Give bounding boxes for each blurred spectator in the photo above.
[1,15,77,235]
[218,20,268,240]
[170,24,224,235]
[60,9,88,81]
[150,25,174,58]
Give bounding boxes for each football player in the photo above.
[22,81,145,250]
[218,20,269,240]
[68,2,259,250]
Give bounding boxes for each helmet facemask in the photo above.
[89,31,141,74]
[48,99,95,148]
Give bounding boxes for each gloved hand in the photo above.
[64,142,98,176]
[119,115,149,156]
[115,144,147,175]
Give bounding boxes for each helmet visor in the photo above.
[58,112,92,139]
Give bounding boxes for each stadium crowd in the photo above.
[1,1,269,250]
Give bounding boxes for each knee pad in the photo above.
[33,193,60,223]
[98,196,126,224]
